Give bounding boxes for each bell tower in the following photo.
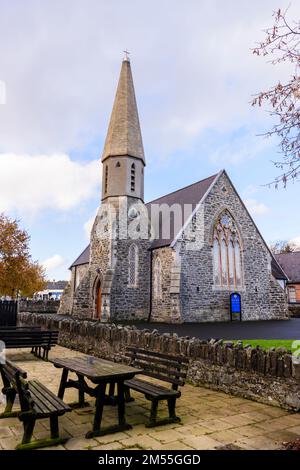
[101,56,145,202]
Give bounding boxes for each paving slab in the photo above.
[0,345,299,451]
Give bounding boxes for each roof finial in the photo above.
[123,49,130,62]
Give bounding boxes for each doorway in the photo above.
[95,279,102,319]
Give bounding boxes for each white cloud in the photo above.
[42,254,65,272]
[289,236,300,249]
[0,0,299,160]
[245,198,270,216]
[0,153,100,215]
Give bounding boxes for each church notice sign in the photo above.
[230,293,242,321]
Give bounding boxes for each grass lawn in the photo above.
[231,339,300,353]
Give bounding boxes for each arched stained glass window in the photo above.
[212,211,243,289]
[228,240,235,286]
[154,257,162,299]
[128,244,138,287]
[213,238,221,285]
[221,238,227,286]
[235,241,242,287]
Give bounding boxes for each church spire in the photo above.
[101,57,145,165]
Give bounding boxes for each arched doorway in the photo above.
[95,279,102,320]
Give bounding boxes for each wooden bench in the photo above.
[0,329,59,360]
[124,347,189,427]
[0,359,71,450]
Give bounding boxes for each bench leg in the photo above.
[85,382,106,438]
[168,397,180,422]
[45,348,50,361]
[117,382,127,426]
[16,416,68,450]
[58,368,69,400]
[86,381,132,439]
[108,382,115,397]
[146,398,181,428]
[147,399,158,427]
[42,347,50,361]
[21,418,36,445]
[50,415,59,439]
[0,388,18,418]
[78,375,85,407]
[124,385,134,403]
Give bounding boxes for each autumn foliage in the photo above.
[252,8,300,187]
[0,213,46,298]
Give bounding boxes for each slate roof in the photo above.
[69,245,90,268]
[275,252,300,283]
[69,172,287,281]
[146,173,218,249]
[271,258,288,281]
[46,281,68,290]
[70,174,218,268]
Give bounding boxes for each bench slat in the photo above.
[125,352,188,371]
[29,380,70,416]
[124,378,180,399]
[126,347,189,364]
[128,358,187,379]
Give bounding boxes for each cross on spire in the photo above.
[123,49,130,61]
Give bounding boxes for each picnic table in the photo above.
[50,356,141,438]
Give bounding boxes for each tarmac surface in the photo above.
[130,318,300,339]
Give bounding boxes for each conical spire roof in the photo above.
[101,59,145,164]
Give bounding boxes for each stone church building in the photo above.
[59,57,288,323]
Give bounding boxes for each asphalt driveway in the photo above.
[129,318,300,340]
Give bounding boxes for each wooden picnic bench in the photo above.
[0,329,59,360]
[51,356,141,438]
[0,359,71,450]
[124,347,189,427]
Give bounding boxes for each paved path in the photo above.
[131,319,300,340]
[1,346,300,450]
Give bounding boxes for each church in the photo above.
[59,57,288,323]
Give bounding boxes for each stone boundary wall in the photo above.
[289,304,300,318]
[19,300,60,314]
[18,312,300,411]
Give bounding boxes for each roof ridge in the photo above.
[276,251,300,255]
[146,173,218,205]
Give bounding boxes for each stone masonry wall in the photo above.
[289,304,300,318]
[18,312,300,411]
[87,196,151,322]
[179,172,288,322]
[18,300,60,314]
[150,247,176,322]
[57,282,71,315]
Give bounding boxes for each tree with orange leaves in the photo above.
[0,213,46,298]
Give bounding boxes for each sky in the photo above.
[0,0,300,281]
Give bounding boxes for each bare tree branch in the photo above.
[252,7,300,187]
